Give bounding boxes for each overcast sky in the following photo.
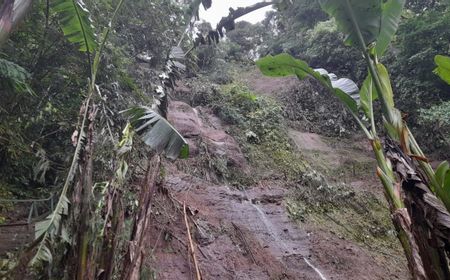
[199,1,274,26]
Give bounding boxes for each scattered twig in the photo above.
[184,202,202,280]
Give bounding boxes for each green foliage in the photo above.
[376,0,406,56]
[0,58,31,91]
[319,0,382,47]
[419,101,450,127]
[214,83,283,139]
[32,195,70,264]
[256,53,358,114]
[216,82,305,179]
[52,0,97,53]
[385,8,450,153]
[319,0,405,54]
[434,55,450,85]
[302,20,365,81]
[435,161,450,199]
[390,9,450,92]
[276,0,327,30]
[359,73,377,120]
[406,0,443,13]
[123,106,189,160]
[224,21,265,61]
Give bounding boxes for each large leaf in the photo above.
[256,53,358,113]
[123,106,189,160]
[51,0,97,53]
[319,0,405,55]
[32,194,70,264]
[376,63,395,108]
[318,0,381,47]
[434,55,450,85]
[375,0,406,56]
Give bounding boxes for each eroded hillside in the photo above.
[139,63,409,279]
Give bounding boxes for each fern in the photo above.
[51,0,97,53]
[0,58,33,93]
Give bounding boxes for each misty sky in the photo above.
[199,1,274,26]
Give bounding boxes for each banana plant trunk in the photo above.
[121,154,161,280]
[99,190,125,280]
[71,102,98,280]
[384,139,450,280]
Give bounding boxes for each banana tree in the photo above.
[257,1,450,279]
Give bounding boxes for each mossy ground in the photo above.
[200,65,405,263]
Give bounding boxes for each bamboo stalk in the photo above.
[183,202,202,280]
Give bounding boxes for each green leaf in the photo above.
[256,54,358,113]
[435,161,450,187]
[375,0,406,56]
[318,0,404,55]
[32,194,70,265]
[334,88,358,113]
[122,106,189,160]
[359,74,378,119]
[51,0,97,53]
[256,53,313,79]
[0,58,29,83]
[434,55,450,85]
[318,0,381,47]
[376,63,395,108]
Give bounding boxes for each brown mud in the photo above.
[145,68,409,279]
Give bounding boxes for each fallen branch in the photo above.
[184,202,202,280]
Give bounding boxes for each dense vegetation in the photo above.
[0,0,449,279]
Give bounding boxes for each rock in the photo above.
[168,101,247,169]
[168,101,202,138]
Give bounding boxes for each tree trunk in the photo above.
[121,154,161,280]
